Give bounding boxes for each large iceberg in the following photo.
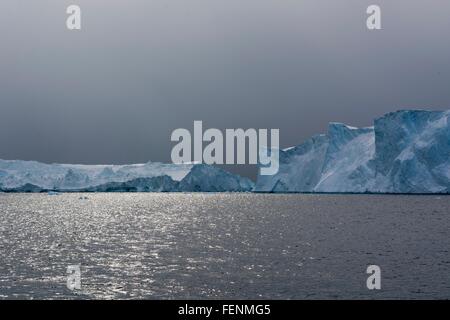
[0,161,254,192]
[255,110,450,193]
[2,110,448,194]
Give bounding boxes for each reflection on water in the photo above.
[0,193,449,299]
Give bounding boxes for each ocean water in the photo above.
[0,193,449,300]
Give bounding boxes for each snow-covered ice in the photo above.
[255,110,450,193]
[1,109,448,194]
[0,161,254,192]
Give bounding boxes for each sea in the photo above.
[0,193,449,299]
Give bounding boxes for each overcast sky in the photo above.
[1,0,450,179]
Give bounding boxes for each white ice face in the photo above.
[255,110,450,194]
[0,160,254,192]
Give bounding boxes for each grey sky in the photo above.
[1,0,450,179]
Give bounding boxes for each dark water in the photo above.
[0,193,449,299]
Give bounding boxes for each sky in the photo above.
[1,0,450,179]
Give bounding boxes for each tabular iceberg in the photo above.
[255,110,450,194]
[0,161,254,192]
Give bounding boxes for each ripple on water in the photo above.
[0,193,449,299]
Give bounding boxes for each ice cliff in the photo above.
[0,161,254,192]
[2,110,448,194]
[255,110,450,193]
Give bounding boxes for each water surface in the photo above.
[0,193,449,299]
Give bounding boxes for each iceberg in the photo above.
[177,164,254,192]
[0,161,254,192]
[2,109,448,194]
[255,110,450,194]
